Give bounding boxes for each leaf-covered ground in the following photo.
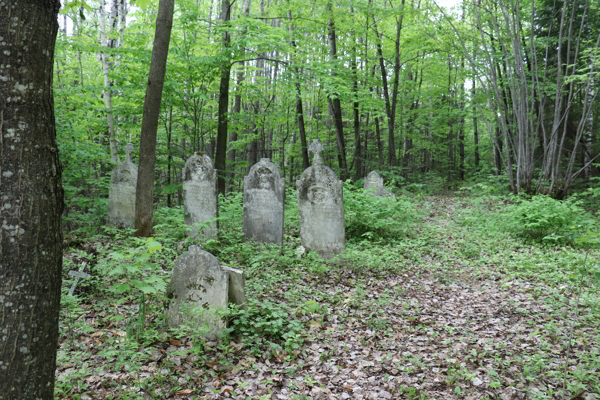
[56,195,599,400]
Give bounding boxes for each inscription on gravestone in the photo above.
[183,153,217,238]
[296,140,344,259]
[166,246,228,339]
[243,158,284,245]
[107,143,138,228]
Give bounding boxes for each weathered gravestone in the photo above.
[243,158,284,245]
[364,170,395,198]
[183,153,217,238]
[221,266,246,310]
[166,246,228,338]
[296,140,344,259]
[107,143,138,228]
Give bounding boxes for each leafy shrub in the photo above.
[344,181,420,241]
[227,299,305,356]
[507,195,595,244]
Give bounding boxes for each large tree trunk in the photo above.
[0,0,64,397]
[135,0,174,237]
[215,0,231,195]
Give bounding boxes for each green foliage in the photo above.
[227,299,305,357]
[95,237,169,342]
[507,195,596,244]
[343,180,420,241]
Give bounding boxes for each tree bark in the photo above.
[215,0,231,195]
[135,0,174,237]
[0,0,64,397]
[226,0,251,192]
[287,8,309,169]
[99,0,119,163]
[327,0,348,178]
[351,23,362,181]
[371,0,404,168]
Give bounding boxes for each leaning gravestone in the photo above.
[364,170,395,198]
[243,158,284,245]
[166,246,228,338]
[107,143,138,228]
[296,140,344,259]
[183,153,217,238]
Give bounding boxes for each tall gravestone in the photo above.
[364,170,395,198]
[107,143,138,228]
[183,153,217,238]
[166,246,228,339]
[296,140,344,259]
[243,158,284,245]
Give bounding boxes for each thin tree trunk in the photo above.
[99,0,119,162]
[473,76,479,169]
[226,0,251,192]
[287,8,309,169]
[371,0,404,168]
[327,0,348,177]
[135,0,174,236]
[166,104,173,207]
[351,21,362,180]
[215,0,231,195]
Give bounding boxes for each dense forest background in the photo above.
[55,0,599,231]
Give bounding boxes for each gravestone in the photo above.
[107,143,138,228]
[183,153,217,238]
[166,246,228,338]
[296,139,344,259]
[222,266,246,309]
[364,171,395,198]
[243,158,284,245]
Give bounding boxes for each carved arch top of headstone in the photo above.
[245,158,283,194]
[111,143,138,186]
[364,170,395,198]
[183,153,215,183]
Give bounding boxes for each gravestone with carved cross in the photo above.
[107,143,138,228]
[296,139,344,259]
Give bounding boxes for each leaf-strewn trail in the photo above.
[56,196,599,399]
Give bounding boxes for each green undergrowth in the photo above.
[57,187,599,399]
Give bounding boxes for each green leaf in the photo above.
[110,283,131,294]
[132,0,151,8]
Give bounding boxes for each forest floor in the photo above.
[56,193,599,400]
